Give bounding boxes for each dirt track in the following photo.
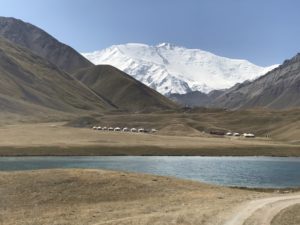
[223,194,300,225]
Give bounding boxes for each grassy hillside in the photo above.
[73,65,178,112]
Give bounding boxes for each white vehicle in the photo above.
[122,127,129,132]
[248,133,255,138]
[233,132,240,136]
[92,126,97,130]
[226,132,233,136]
[114,127,121,131]
[243,133,255,138]
[151,128,158,133]
[108,127,114,131]
[96,126,102,130]
[131,128,137,132]
[102,126,107,131]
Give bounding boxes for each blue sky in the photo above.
[0,0,300,66]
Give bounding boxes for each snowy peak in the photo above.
[82,43,278,95]
[156,42,178,49]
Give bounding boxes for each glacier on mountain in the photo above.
[82,43,278,95]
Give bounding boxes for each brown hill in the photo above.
[0,16,93,73]
[73,65,178,112]
[0,37,115,118]
[0,17,177,113]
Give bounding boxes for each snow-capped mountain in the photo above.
[82,43,278,95]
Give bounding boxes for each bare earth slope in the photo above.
[0,37,115,117]
[73,65,178,111]
[0,16,93,73]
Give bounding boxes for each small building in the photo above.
[131,128,137,132]
[114,127,121,131]
[122,127,129,132]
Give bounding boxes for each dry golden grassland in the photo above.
[0,108,299,156]
[271,204,300,225]
[0,122,298,156]
[0,109,299,224]
[0,169,272,225]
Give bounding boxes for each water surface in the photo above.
[1,156,300,188]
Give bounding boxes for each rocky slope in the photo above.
[169,90,225,107]
[212,53,300,109]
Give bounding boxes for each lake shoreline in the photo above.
[2,166,300,191]
[0,145,300,157]
[1,168,300,225]
[2,156,300,189]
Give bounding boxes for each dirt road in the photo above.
[223,194,300,225]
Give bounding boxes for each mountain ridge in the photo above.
[0,16,93,73]
[211,53,300,109]
[73,65,178,112]
[0,17,176,113]
[83,43,278,95]
[0,36,114,118]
